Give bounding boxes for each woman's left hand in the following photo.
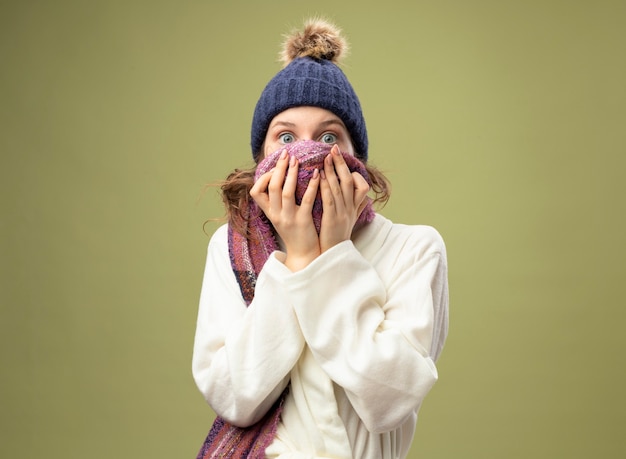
[319,145,370,253]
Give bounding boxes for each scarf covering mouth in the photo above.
[196,141,375,459]
[254,140,375,234]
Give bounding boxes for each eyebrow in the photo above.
[268,119,346,130]
[318,119,346,129]
[269,121,296,129]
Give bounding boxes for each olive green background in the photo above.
[1,1,624,457]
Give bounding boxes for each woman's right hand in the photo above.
[250,149,322,271]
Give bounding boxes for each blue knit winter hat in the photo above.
[251,19,368,162]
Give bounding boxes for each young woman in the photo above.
[193,18,449,459]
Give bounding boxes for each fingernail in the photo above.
[312,168,319,179]
[280,149,288,160]
[290,155,296,167]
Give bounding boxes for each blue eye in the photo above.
[320,133,337,144]
[279,133,295,144]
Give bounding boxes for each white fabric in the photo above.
[192,214,449,459]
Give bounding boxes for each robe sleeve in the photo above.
[263,225,449,433]
[192,225,305,426]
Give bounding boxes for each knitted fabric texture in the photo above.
[255,140,375,234]
[195,394,286,459]
[230,140,374,304]
[196,141,374,458]
[250,57,368,162]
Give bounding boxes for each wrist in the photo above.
[320,233,351,254]
[284,250,320,272]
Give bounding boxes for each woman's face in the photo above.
[262,106,355,159]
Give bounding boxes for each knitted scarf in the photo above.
[196,141,374,458]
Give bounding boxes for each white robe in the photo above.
[193,214,449,458]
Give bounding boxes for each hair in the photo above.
[213,161,391,238]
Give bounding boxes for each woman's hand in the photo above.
[319,145,370,253]
[250,149,322,271]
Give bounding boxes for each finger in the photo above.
[356,197,370,216]
[267,149,289,213]
[319,168,336,215]
[330,145,355,203]
[351,171,370,207]
[299,168,320,213]
[281,154,299,210]
[250,169,274,213]
[323,151,347,212]
[250,168,272,195]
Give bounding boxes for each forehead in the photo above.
[269,106,346,127]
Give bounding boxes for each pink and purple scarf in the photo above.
[196,141,374,458]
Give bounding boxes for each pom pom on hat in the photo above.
[279,18,348,65]
[251,18,368,162]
